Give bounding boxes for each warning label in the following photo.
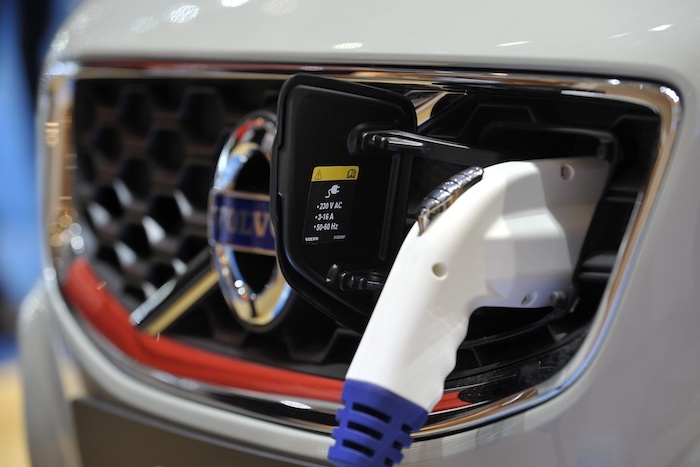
[303,166,359,244]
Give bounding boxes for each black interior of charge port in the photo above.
[272,75,417,331]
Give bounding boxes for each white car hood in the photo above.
[51,0,700,84]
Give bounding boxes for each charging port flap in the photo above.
[272,75,417,331]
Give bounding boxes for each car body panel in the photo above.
[53,0,700,83]
[23,0,700,465]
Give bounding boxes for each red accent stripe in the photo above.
[63,258,470,410]
[433,391,466,413]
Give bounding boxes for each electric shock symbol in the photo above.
[314,170,323,180]
[325,184,341,198]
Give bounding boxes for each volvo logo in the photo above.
[209,112,291,331]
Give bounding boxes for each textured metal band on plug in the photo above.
[416,167,484,235]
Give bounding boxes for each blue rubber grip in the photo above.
[329,380,429,467]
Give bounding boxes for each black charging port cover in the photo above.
[272,75,417,331]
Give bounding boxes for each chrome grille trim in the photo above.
[41,61,681,439]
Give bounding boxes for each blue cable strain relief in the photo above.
[328,380,429,467]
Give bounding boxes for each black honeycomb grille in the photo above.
[72,77,366,377]
[74,79,281,309]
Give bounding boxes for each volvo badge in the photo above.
[209,112,291,331]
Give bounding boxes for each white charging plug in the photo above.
[329,156,609,467]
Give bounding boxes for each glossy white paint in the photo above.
[27,0,700,465]
[52,0,700,83]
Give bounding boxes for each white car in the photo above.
[20,0,700,465]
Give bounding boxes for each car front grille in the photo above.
[72,78,365,376]
[74,79,277,308]
[47,64,677,437]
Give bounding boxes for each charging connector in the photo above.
[329,156,609,466]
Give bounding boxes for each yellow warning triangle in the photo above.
[314,170,323,180]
